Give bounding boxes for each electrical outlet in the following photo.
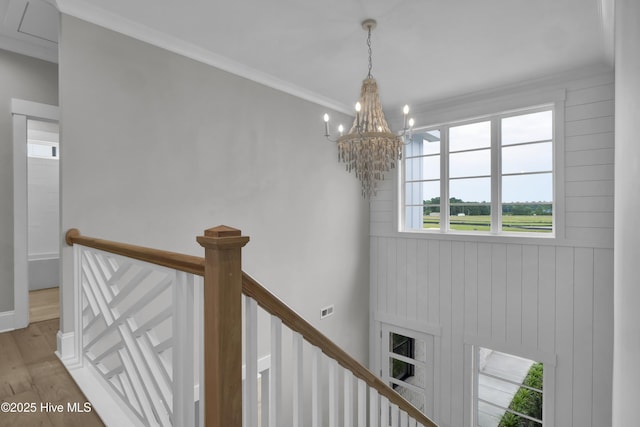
[320,305,334,319]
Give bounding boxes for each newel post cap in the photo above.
[65,228,80,246]
[197,225,250,249]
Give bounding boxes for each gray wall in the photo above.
[0,49,58,312]
[58,15,370,362]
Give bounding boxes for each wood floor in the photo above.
[29,287,60,323]
[0,314,104,426]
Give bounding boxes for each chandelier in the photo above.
[324,19,414,198]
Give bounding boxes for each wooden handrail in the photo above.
[242,273,438,427]
[65,229,438,427]
[65,228,205,276]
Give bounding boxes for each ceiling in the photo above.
[0,0,614,114]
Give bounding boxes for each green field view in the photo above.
[423,215,552,232]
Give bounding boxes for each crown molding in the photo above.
[0,33,58,63]
[55,0,351,114]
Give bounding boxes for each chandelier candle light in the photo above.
[324,19,414,198]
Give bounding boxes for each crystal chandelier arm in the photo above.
[323,113,345,143]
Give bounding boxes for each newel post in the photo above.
[197,225,250,427]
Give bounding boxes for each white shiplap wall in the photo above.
[370,70,614,427]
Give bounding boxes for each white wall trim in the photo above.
[56,330,80,366]
[11,99,60,330]
[374,311,442,337]
[60,358,144,427]
[464,335,557,366]
[11,99,60,120]
[0,310,15,333]
[0,34,58,64]
[29,252,60,261]
[55,0,351,115]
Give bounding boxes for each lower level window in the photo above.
[381,325,433,415]
[475,347,544,427]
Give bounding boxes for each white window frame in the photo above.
[398,91,566,241]
[380,323,436,420]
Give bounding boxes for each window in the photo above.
[381,325,434,416]
[474,347,544,427]
[390,333,415,385]
[28,141,59,159]
[403,107,554,235]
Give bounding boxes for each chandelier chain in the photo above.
[367,26,373,79]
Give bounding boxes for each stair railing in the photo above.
[65,226,437,427]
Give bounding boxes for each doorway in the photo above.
[26,119,60,322]
[12,99,60,329]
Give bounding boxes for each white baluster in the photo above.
[329,359,339,427]
[380,395,389,427]
[312,346,322,427]
[173,272,195,427]
[292,332,304,427]
[400,410,409,427]
[195,276,204,427]
[260,369,269,427]
[357,378,366,427]
[391,403,400,427]
[370,388,379,427]
[245,297,258,426]
[344,370,353,427]
[269,316,282,427]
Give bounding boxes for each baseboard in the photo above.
[0,310,15,333]
[56,330,80,367]
[59,355,144,427]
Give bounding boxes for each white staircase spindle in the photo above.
[391,403,400,427]
[344,370,353,427]
[260,369,269,427]
[244,297,258,427]
[292,332,304,427]
[329,359,339,427]
[312,346,322,427]
[357,378,366,427]
[380,395,389,427]
[269,316,282,427]
[400,410,409,427]
[370,388,380,427]
[173,271,195,427]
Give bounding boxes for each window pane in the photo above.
[390,357,414,382]
[407,129,441,156]
[28,142,59,159]
[502,173,552,203]
[477,347,544,427]
[502,142,552,174]
[449,121,490,152]
[477,400,503,427]
[405,181,440,206]
[449,206,491,231]
[392,383,425,413]
[390,333,413,357]
[500,413,542,427]
[502,110,552,145]
[502,212,553,233]
[406,156,439,181]
[422,208,440,229]
[450,177,491,204]
[450,149,490,178]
